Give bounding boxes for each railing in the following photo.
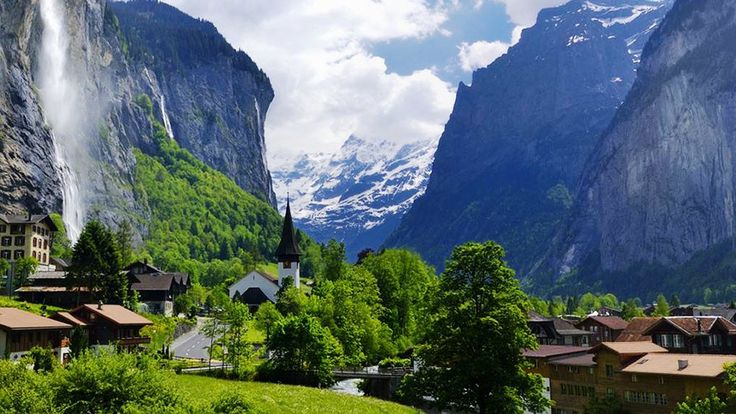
[333,366,413,378]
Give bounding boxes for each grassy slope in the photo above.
[0,297,64,314]
[172,374,420,414]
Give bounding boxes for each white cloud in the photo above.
[163,0,456,162]
[457,40,509,71]
[491,0,565,26]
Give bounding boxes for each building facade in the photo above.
[0,307,71,362]
[0,214,56,266]
[575,316,628,345]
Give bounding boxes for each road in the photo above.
[172,317,216,361]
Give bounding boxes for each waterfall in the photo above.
[160,95,175,139]
[38,0,85,242]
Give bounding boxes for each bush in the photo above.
[211,391,258,414]
[28,346,58,373]
[0,360,56,414]
[378,357,411,370]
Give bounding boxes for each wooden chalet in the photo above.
[0,307,71,362]
[52,303,152,350]
[127,261,190,316]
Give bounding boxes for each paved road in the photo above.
[172,317,215,361]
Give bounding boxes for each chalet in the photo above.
[52,303,152,351]
[575,316,628,345]
[0,307,71,362]
[670,305,736,322]
[127,261,190,316]
[615,317,659,342]
[528,312,592,347]
[525,345,591,414]
[642,316,736,354]
[229,199,302,311]
[16,270,92,308]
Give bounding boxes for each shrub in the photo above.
[211,391,258,414]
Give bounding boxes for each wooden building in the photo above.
[642,316,736,354]
[575,316,628,345]
[15,270,93,309]
[127,261,190,316]
[52,303,152,350]
[0,307,71,362]
[529,312,593,347]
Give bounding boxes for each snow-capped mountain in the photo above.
[272,136,436,262]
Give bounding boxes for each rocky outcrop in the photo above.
[386,0,673,271]
[540,0,736,294]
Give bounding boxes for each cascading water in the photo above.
[38,0,85,242]
[160,95,175,139]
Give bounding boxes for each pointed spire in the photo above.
[275,198,301,260]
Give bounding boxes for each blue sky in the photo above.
[372,2,514,86]
[164,0,563,160]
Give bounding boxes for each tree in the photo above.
[115,220,134,268]
[276,281,308,317]
[49,213,73,260]
[400,241,550,414]
[221,302,257,379]
[254,301,282,341]
[621,299,644,320]
[69,326,88,359]
[13,257,38,288]
[265,314,342,386]
[359,249,436,346]
[321,240,346,281]
[584,394,630,414]
[653,294,670,317]
[671,293,681,308]
[674,387,727,414]
[67,221,126,305]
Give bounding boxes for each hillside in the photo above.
[385,0,673,272]
[538,0,736,301]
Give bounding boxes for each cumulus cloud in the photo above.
[163,0,456,162]
[491,0,566,26]
[457,40,509,71]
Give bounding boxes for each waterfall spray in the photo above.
[38,0,85,242]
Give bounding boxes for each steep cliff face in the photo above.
[386,0,673,271]
[0,0,62,214]
[272,136,436,262]
[541,0,736,296]
[0,0,277,243]
[109,1,277,206]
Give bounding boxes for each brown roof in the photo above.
[73,304,152,326]
[643,316,736,336]
[581,316,629,330]
[15,286,89,293]
[616,317,659,342]
[130,272,189,291]
[554,318,592,336]
[29,271,67,280]
[0,308,72,331]
[549,354,596,367]
[622,353,736,378]
[528,310,552,322]
[591,341,668,356]
[0,214,58,231]
[53,312,88,326]
[523,345,589,358]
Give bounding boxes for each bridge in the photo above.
[333,367,413,399]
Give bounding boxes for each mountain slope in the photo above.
[272,136,435,261]
[385,0,673,271]
[538,0,736,299]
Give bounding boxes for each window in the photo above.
[0,224,6,233]
[32,225,37,233]
[43,240,48,249]
[32,251,36,259]
[0,250,10,259]
[14,236,25,246]
[1,237,10,246]
[631,374,638,383]
[32,237,37,248]
[658,334,672,348]
[625,391,668,406]
[283,261,292,269]
[673,334,684,348]
[607,388,615,397]
[658,376,665,385]
[42,253,46,263]
[9,224,24,234]
[13,250,24,259]
[589,367,595,375]
[708,334,722,347]
[606,364,614,377]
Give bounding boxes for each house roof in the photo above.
[15,286,89,292]
[0,307,71,331]
[581,316,629,330]
[73,304,152,326]
[549,354,596,367]
[523,345,589,358]
[275,200,301,258]
[53,311,88,326]
[554,318,592,336]
[622,353,736,378]
[590,341,668,356]
[126,261,163,274]
[0,214,58,231]
[616,317,659,342]
[130,273,188,291]
[29,271,67,280]
[528,311,552,322]
[643,316,736,337]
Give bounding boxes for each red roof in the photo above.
[71,304,152,326]
[616,317,659,342]
[582,316,629,330]
[643,316,736,336]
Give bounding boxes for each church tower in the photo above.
[275,198,301,288]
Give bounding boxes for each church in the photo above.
[228,200,302,311]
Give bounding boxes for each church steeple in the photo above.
[276,198,301,287]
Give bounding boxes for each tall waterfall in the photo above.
[160,96,175,139]
[38,0,84,242]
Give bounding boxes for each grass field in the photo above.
[171,374,421,413]
[0,296,64,315]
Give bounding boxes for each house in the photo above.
[670,305,736,322]
[15,270,93,308]
[642,316,736,354]
[525,345,591,414]
[0,307,71,362]
[575,316,628,345]
[127,261,190,316]
[528,312,593,347]
[0,213,56,267]
[228,199,302,311]
[52,303,152,350]
[229,270,280,312]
